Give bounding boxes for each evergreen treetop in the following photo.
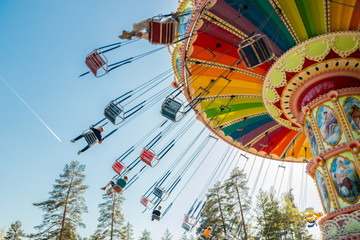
[4,221,25,240]
[33,161,88,240]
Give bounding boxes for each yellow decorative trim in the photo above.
[282,59,360,125]
[321,209,360,239]
[333,98,352,141]
[307,113,326,153]
[187,58,265,80]
[263,32,360,130]
[217,112,268,129]
[268,0,300,44]
[281,48,306,72]
[303,39,331,62]
[202,11,248,39]
[172,45,183,85]
[331,35,360,58]
[324,0,330,33]
[198,94,262,101]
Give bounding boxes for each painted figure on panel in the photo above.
[316,106,341,145]
[344,97,360,133]
[305,121,318,156]
[331,157,360,203]
[316,171,330,212]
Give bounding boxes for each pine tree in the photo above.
[138,229,152,240]
[122,222,134,240]
[33,161,88,240]
[91,193,126,240]
[223,167,251,239]
[4,221,25,240]
[197,168,251,239]
[196,182,229,239]
[179,234,196,240]
[255,187,282,239]
[178,233,188,240]
[280,194,314,240]
[161,228,172,240]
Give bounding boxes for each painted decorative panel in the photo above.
[316,171,330,213]
[330,156,360,204]
[343,96,360,136]
[316,105,342,146]
[305,120,318,156]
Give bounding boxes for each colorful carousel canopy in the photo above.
[172,0,360,162]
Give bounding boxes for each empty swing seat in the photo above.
[182,222,192,231]
[140,147,159,167]
[112,161,128,175]
[85,49,108,77]
[238,34,274,69]
[83,130,99,146]
[161,97,183,122]
[104,101,124,125]
[184,215,197,226]
[153,185,169,200]
[148,19,178,45]
[140,195,154,209]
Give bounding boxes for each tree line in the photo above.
[1,161,315,240]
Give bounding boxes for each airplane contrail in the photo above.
[0,76,62,142]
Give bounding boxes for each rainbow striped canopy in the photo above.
[172,0,360,162]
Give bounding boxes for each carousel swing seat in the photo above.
[112,161,128,176]
[85,49,108,77]
[152,214,161,221]
[153,185,169,200]
[148,19,178,45]
[182,222,192,231]
[104,101,124,125]
[140,195,154,209]
[184,214,198,226]
[140,147,160,167]
[83,129,99,146]
[110,178,124,193]
[161,97,184,122]
[238,34,274,69]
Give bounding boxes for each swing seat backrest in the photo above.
[161,98,182,122]
[85,50,108,77]
[182,222,192,231]
[148,19,178,45]
[184,215,197,226]
[153,185,169,200]
[104,101,124,125]
[153,185,164,198]
[112,161,127,175]
[112,185,123,193]
[140,196,154,209]
[238,35,274,69]
[152,214,161,221]
[83,130,99,146]
[140,148,159,167]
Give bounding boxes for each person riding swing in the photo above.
[200,226,212,239]
[71,125,104,155]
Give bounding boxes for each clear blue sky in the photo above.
[0,0,322,239]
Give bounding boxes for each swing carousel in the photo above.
[169,0,360,239]
[78,0,360,238]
